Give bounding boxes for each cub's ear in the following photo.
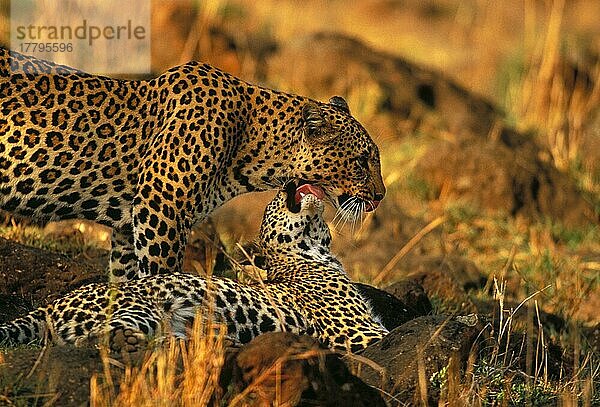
[329,96,350,113]
[302,102,337,143]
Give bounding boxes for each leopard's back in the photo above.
[0,48,151,228]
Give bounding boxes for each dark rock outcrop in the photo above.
[0,237,105,317]
[356,280,431,330]
[348,314,481,405]
[223,332,386,406]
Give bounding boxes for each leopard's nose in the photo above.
[374,192,385,201]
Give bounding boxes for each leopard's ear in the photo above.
[302,102,337,143]
[329,96,350,113]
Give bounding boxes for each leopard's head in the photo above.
[259,181,331,258]
[291,96,386,222]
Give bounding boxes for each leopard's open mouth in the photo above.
[285,180,325,213]
[285,180,380,213]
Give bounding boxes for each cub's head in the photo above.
[292,96,385,221]
[259,181,331,257]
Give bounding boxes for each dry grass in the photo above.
[90,313,227,407]
[509,0,600,180]
[420,278,600,406]
[0,217,96,255]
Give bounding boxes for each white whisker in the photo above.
[331,195,370,235]
[332,197,357,231]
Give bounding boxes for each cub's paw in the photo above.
[110,327,148,353]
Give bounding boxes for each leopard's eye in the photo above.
[358,155,369,169]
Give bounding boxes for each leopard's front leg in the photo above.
[109,227,138,282]
[131,164,193,278]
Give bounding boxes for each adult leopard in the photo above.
[0,47,385,281]
[0,182,387,353]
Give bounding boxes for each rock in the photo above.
[407,255,485,290]
[356,281,430,330]
[0,237,105,315]
[0,346,103,406]
[223,332,385,406]
[383,280,432,317]
[0,294,33,323]
[402,255,484,313]
[416,138,597,227]
[347,315,480,405]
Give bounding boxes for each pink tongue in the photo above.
[295,184,325,204]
